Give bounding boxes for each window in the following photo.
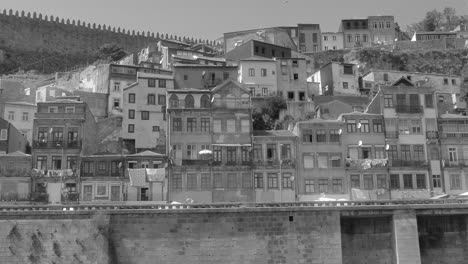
[183,75,188,81]
[200,95,210,108]
[227,173,237,189]
[186,173,197,190]
[317,154,328,168]
[262,88,268,96]
[201,173,211,189]
[213,120,221,133]
[241,119,250,133]
[424,94,433,108]
[261,69,267,77]
[376,174,387,189]
[172,174,182,190]
[148,79,156,87]
[266,144,277,160]
[187,117,196,132]
[0,129,7,140]
[413,145,425,161]
[363,34,368,42]
[329,129,340,143]
[281,144,291,159]
[373,119,383,133]
[128,124,134,133]
[386,21,391,28]
[184,94,194,108]
[403,174,413,189]
[169,94,179,107]
[363,174,373,190]
[158,79,166,88]
[323,36,328,41]
[113,98,120,108]
[293,73,299,80]
[267,173,278,189]
[425,175,440,190]
[147,94,156,105]
[330,154,341,168]
[416,174,426,189]
[51,127,63,142]
[384,94,393,107]
[347,34,352,43]
[254,173,264,189]
[114,82,120,91]
[141,111,149,120]
[390,174,400,189]
[375,147,385,159]
[316,130,326,143]
[299,33,305,43]
[227,147,236,164]
[351,175,360,188]
[388,145,398,161]
[400,145,411,161]
[287,92,295,101]
[303,129,313,142]
[186,144,197,159]
[342,82,348,89]
[172,118,182,132]
[305,179,315,193]
[448,147,458,164]
[248,68,255,76]
[52,156,62,170]
[318,179,329,193]
[332,179,343,193]
[347,119,357,133]
[241,146,250,163]
[65,107,75,113]
[355,34,360,42]
[22,112,28,121]
[213,173,223,188]
[36,156,47,170]
[443,78,449,85]
[360,120,369,133]
[128,93,135,103]
[213,146,221,163]
[48,106,58,113]
[343,65,353,75]
[438,95,444,103]
[450,174,461,190]
[253,144,263,162]
[8,111,14,120]
[261,47,265,54]
[303,155,314,168]
[410,120,421,134]
[333,35,336,41]
[200,118,210,132]
[282,173,292,188]
[226,120,236,133]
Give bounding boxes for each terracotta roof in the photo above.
[4,101,37,107]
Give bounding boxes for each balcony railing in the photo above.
[30,192,49,203]
[31,169,78,178]
[345,159,388,170]
[62,192,79,204]
[440,132,468,139]
[444,159,468,168]
[426,131,439,139]
[395,105,423,114]
[385,131,399,139]
[389,159,427,167]
[253,159,296,169]
[33,140,82,149]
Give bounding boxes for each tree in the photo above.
[407,7,467,35]
[95,43,127,61]
[252,96,287,131]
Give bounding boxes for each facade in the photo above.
[0,117,28,154]
[321,32,344,50]
[122,72,173,153]
[378,78,435,199]
[0,79,34,118]
[3,101,37,143]
[368,16,395,45]
[31,99,97,204]
[340,19,371,49]
[310,62,360,96]
[412,31,457,41]
[167,80,254,203]
[276,57,308,102]
[0,151,31,202]
[35,84,73,103]
[238,57,278,98]
[223,39,292,61]
[294,119,348,201]
[173,64,238,90]
[252,130,296,202]
[107,64,139,116]
[223,28,297,53]
[297,24,322,53]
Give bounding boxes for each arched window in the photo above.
[169,94,179,108]
[200,94,210,108]
[184,94,194,108]
[226,94,236,108]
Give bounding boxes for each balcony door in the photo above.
[110,185,121,201]
[409,94,420,106]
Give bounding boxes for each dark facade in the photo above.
[223,40,292,61]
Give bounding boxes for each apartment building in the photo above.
[167,80,253,203]
[322,32,344,51]
[223,39,292,61]
[252,130,297,202]
[275,57,308,102]
[223,28,297,53]
[173,64,238,90]
[0,117,28,154]
[3,101,36,143]
[310,62,360,96]
[297,24,322,53]
[368,16,395,45]
[238,57,278,98]
[294,119,348,201]
[31,99,97,204]
[339,18,371,49]
[122,72,173,153]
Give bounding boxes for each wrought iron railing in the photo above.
[32,140,82,149]
[395,105,423,114]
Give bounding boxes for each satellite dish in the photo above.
[358,140,363,146]
[357,123,362,129]
[338,129,342,135]
[290,176,295,182]
[385,144,390,150]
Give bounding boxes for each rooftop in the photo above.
[4,101,37,107]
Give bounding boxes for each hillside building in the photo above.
[3,101,37,143]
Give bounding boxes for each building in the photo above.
[309,62,360,96]
[0,151,31,202]
[167,80,254,203]
[368,16,395,45]
[173,64,238,90]
[296,24,322,53]
[80,151,167,203]
[294,118,348,201]
[252,130,297,202]
[275,57,308,102]
[341,112,389,200]
[321,32,344,50]
[72,91,108,121]
[377,77,435,199]
[238,57,278,98]
[122,72,173,153]
[35,84,73,103]
[31,99,97,204]
[0,117,28,154]
[0,79,34,117]
[3,101,36,143]
[339,18,371,49]
[411,31,457,41]
[223,39,292,61]
[223,27,297,53]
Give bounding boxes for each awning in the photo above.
[211,144,251,147]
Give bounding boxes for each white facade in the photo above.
[238,58,277,97]
[321,32,344,51]
[3,102,37,143]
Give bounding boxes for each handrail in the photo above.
[0,199,467,212]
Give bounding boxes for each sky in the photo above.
[1,0,467,40]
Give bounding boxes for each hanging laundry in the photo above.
[128,169,148,187]
[146,168,166,182]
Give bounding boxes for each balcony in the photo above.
[30,192,49,203]
[426,131,439,140]
[31,169,78,178]
[395,105,423,114]
[61,192,79,204]
[345,158,388,170]
[182,159,211,166]
[33,140,82,149]
[385,131,399,139]
[444,159,468,168]
[440,132,468,139]
[253,159,296,169]
[389,160,427,167]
